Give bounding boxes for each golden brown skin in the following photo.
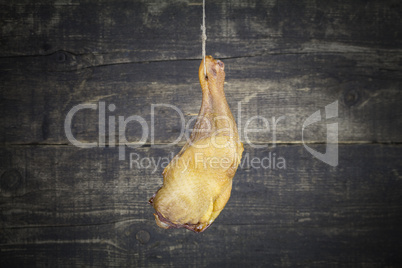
[149,56,244,232]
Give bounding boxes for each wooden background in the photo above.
[1,0,402,267]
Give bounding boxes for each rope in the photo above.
[201,0,207,77]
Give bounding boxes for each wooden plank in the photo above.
[2,223,401,267]
[0,1,401,58]
[1,144,401,266]
[1,53,401,144]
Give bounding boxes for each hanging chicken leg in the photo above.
[149,56,244,232]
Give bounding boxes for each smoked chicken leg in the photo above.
[149,56,244,232]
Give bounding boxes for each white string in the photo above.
[201,0,207,77]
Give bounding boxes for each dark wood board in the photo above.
[1,0,401,58]
[1,0,402,267]
[1,54,401,144]
[1,144,401,267]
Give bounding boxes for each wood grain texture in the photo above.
[1,0,401,144]
[1,54,401,144]
[1,0,402,267]
[1,0,401,58]
[1,145,401,267]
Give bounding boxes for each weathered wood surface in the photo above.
[1,145,401,267]
[1,0,401,144]
[1,0,402,267]
[1,53,401,144]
